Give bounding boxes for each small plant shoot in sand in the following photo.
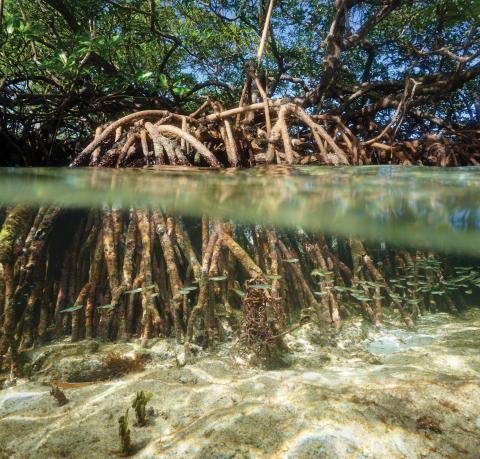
[132,390,153,426]
[118,409,132,455]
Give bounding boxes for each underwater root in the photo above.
[1,205,478,373]
[70,98,480,169]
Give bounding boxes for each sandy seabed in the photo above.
[1,310,479,459]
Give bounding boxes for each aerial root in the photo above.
[72,98,480,169]
[0,205,474,372]
[71,102,363,168]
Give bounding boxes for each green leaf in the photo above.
[125,287,143,294]
[266,274,282,280]
[232,288,246,297]
[97,304,115,310]
[173,86,188,96]
[158,74,168,89]
[138,71,153,81]
[250,284,271,289]
[59,52,68,65]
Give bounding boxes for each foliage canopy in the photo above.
[0,0,479,164]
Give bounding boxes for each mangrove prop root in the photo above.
[185,230,219,360]
[0,206,475,366]
[0,206,35,368]
[152,211,183,343]
[71,97,477,168]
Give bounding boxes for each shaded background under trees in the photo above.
[0,0,479,166]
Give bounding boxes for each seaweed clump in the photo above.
[103,352,145,378]
[416,415,443,434]
[50,385,68,406]
[242,279,283,367]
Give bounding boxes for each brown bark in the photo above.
[137,209,162,344]
[277,240,325,326]
[221,233,264,279]
[0,206,35,367]
[85,230,104,339]
[152,211,183,342]
[185,231,219,360]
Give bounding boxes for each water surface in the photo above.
[1,165,479,253]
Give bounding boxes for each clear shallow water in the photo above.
[1,310,479,458]
[1,166,480,458]
[0,165,479,253]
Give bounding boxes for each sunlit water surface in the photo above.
[0,165,479,253]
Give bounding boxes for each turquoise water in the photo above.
[0,166,479,253]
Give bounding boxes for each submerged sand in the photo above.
[1,310,479,459]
